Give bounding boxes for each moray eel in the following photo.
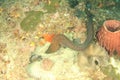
[46,6,94,53]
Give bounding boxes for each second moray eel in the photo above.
[46,8,94,53]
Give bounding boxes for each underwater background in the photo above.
[0,0,120,80]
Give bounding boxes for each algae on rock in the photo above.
[101,65,120,80]
[20,11,43,31]
[44,0,60,13]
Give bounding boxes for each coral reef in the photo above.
[0,0,120,80]
[101,57,120,80]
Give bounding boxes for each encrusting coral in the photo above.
[20,11,43,31]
